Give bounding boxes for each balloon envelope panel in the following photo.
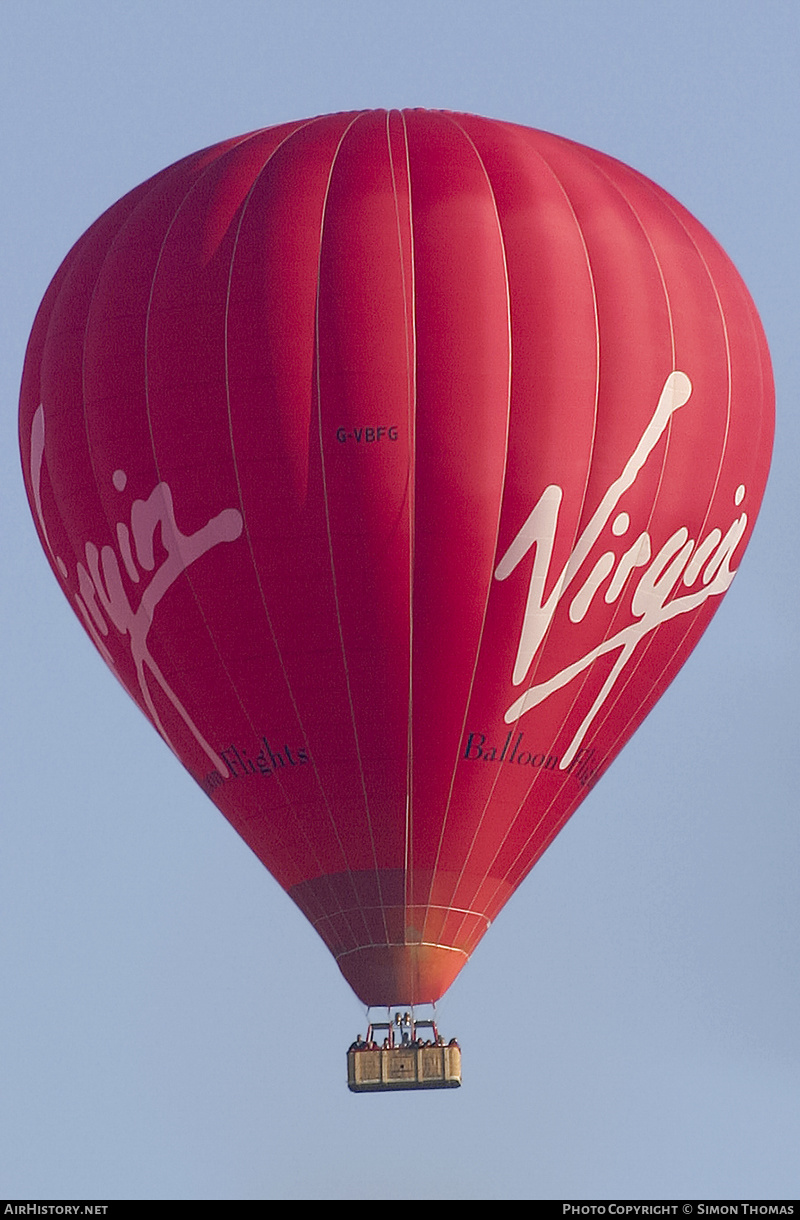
[19,111,774,1006]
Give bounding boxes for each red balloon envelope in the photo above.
[20,110,774,1006]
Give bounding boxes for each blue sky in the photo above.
[2,0,798,1200]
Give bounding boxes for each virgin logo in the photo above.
[494,372,748,769]
[29,405,244,777]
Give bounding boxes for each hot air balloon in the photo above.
[19,111,773,1087]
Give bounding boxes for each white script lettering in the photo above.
[494,372,747,768]
[30,405,244,776]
